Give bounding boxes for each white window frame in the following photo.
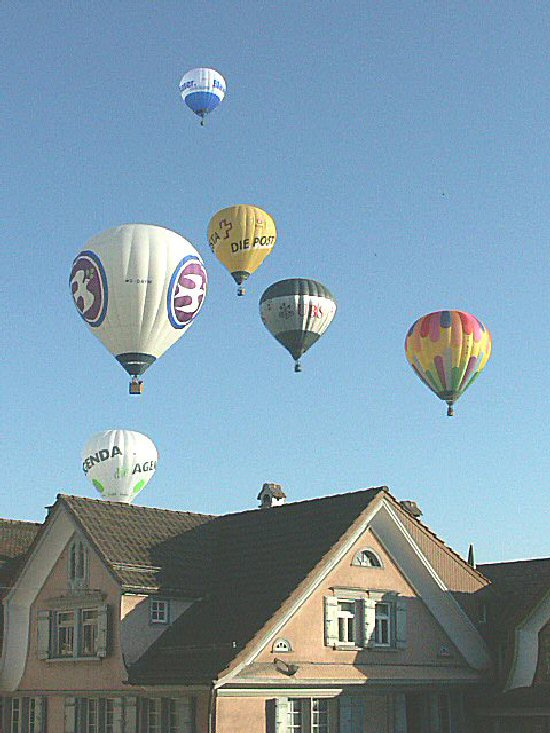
[274,698,332,733]
[374,601,391,647]
[140,698,194,733]
[272,638,293,653]
[336,599,357,645]
[149,598,170,625]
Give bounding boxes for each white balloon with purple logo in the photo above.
[70,224,208,392]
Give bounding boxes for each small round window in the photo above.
[272,638,292,653]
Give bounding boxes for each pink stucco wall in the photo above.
[250,528,466,677]
[18,532,127,692]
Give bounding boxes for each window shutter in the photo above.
[339,697,365,733]
[339,696,352,731]
[112,698,123,733]
[33,697,44,733]
[396,598,407,649]
[138,698,149,733]
[175,697,193,728]
[36,610,51,659]
[65,698,76,733]
[161,698,171,732]
[274,697,289,733]
[39,697,47,733]
[428,692,440,732]
[123,697,138,733]
[324,596,339,646]
[97,604,109,658]
[364,598,376,647]
[393,693,407,733]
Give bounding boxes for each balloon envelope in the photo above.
[259,279,336,371]
[70,224,208,384]
[179,68,226,122]
[208,205,277,294]
[82,430,158,503]
[405,310,492,415]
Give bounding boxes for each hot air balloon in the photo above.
[207,205,277,295]
[259,279,337,372]
[405,310,492,416]
[70,224,207,394]
[82,430,158,503]
[179,67,226,125]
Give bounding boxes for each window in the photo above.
[288,699,303,732]
[352,549,382,567]
[272,638,293,653]
[325,592,407,650]
[6,698,44,733]
[68,698,122,733]
[140,698,194,733]
[55,611,75,657]
[149,599,169,625]
[273,699,332,733]
[37,604,108,660]
[81,609,98,656]
[68,539,89,589]
[374,602,391,646]
[337,600,357,644]
[311,699,329,733]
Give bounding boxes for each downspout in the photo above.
[208,681,218,733]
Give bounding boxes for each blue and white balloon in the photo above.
[179,67,226,125]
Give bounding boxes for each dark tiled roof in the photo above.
[478,558,550,632]
[128,487,386,684]
[0,519,41,591]
[58,495,215,595]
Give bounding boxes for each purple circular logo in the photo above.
[69,250,108,327]
[167,255,208,329]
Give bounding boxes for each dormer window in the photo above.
[352,549,382,568]
[150,599,170,625]
[68,539,89,589]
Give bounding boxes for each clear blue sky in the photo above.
[2,1,548,563]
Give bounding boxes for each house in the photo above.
[473,558,550,732]
[0,483,531,732]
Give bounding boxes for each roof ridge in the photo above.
[479,557,550,567]
[0,518,42,527]
[58,494,216,519]
[209,486,388,521]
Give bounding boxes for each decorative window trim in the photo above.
[272,638,293,653]
[324,589,407,651]
[36,604,109,661]
[149,598,170,625]
[351,548,383,568]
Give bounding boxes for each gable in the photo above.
[247,526,470,681]
[217,496,490,687]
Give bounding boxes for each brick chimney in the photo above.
[257,483,287,509]
[399,500,422,518]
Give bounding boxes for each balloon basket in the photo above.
[129,380,144,395]
[294,362,302,373]
[237,287,246,296]
[446,404,454,417]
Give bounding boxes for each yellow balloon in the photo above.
[207,205,277,295]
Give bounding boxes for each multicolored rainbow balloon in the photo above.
[405,310,492,416]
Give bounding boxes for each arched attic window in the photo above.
[352,549,383,568]
[272,638,293,653]
[68,537,89,589]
